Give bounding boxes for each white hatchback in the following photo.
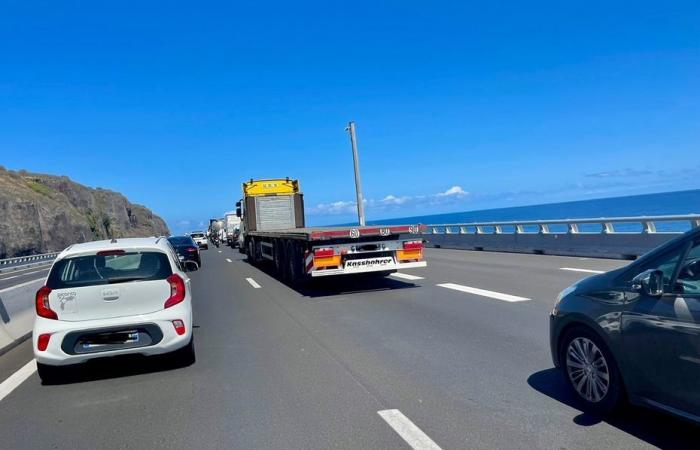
[33,237,196,382]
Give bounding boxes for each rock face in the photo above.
[0,168,170,258]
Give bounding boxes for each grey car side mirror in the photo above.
[632,269,664,297]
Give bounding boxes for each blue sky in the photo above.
[1,1,698,234]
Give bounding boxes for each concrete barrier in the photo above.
[422,214,700,259]
[0,278,44,355]
[425,232,677,259]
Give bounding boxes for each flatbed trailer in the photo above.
[245,224,427,283]
[237,178,427,284]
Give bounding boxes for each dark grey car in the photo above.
[550,226,700,421]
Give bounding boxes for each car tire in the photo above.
[37,362,62,384]
[560,326,623,416]
[171,337,196,367]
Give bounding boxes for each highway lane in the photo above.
[0,248,697,449]
[0,263,51,291]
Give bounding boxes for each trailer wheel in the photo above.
[287,242,305,288]
[247,239,256,264]
[274,240,287,279]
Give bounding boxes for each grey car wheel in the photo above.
[560,326,622,415]
[566,337,610,403]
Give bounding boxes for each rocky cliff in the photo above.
[0,168,170,258]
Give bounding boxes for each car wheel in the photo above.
[37,362,62,384]
[560,326,623,415]
[171,337,195,367]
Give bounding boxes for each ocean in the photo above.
[359,189,700,233]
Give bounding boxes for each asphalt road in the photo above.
[0,248,697,449]
[0,262,51,291]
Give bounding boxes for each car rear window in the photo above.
[168,236,196,246]
[190,233,204,238]
[47,251,172,289]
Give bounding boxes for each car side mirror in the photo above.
[236,207,242,218]
[632,269,664,297]
[183,261,199,272]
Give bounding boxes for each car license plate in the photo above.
[344,257,394,272]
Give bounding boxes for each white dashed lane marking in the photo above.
[436,283,530,302]
[226,258,232,263]
[560,267,604,274]
[378,409,443,450]
[246,278,261,289]
[0,360,37,403]
[390,273,424,281]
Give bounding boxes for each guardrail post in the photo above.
[431,227,438,234]
[445,226,453,234]
[692,219,700,229]
[476,226,484,234]
[516,224,524,234]
[495,225,503,234]
[603,222,615,234]
[643,221,656,234]
[459,226,467,234]
[568,223,579,234]
[539,224,549,234]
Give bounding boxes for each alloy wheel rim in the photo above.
[566,337,610,403]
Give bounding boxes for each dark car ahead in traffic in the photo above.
[167,236,202,268]
[551,226,700,422]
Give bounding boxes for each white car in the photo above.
[33,237,196,382]
[189,231,208,250]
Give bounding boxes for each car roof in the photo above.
[58,237,172,259]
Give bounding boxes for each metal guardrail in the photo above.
[421,214,700,259]
[0,252,59,267]
[422,214,700,235]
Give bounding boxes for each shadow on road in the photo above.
[246,259,419,298]
[528,368,698,449]
[41,352,194,386]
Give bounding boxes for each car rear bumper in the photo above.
[33,302,193,366]
[311,260,426,277]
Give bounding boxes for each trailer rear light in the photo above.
[314,248,335,258]
[35,286,58,320]
[398,241,423,262]
[164,274,186,308]
[403,241,424,250]
[37,333,51,351]
[172,320,186,335]
[97,249,126,256]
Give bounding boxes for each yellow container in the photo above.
[243,179,300,197]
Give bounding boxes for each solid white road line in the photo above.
[378,409,442,450]
[560,267,604,274]
[0,263,51,277]
[218,250,222,253]
[390,272,425,281]
[226,258,232,263]
[0,360,37,403]
[0,277,45,294]
[437,283,530,302]
[0,268,50,281]
[246,278,261,289]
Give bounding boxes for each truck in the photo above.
[224,212,241,247]
[236,178,426,285]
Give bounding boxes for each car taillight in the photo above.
[403,241,424,250]
[172,320,186,335]
[186,247,197,253]
[314,248,335,258]
[35,286,58,320]
[164,274,186,308]
[37,333,51,351]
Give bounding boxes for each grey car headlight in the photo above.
[553,284,577,315]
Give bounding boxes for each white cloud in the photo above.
[436,185,469,197]
[308,186,470,216]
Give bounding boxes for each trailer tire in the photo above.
[287,242,305,288]
[247,239,257,264]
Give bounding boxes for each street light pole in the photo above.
[346,121,366,226]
